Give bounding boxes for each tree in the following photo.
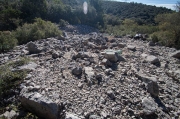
[155,12,180,48]
[20,0,47,22]
[175,1,180,12]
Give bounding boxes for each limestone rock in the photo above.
[20,92,62,119]
[17,62,38,71]
[127,45,136,51]
[26,42,41,54]
[72,67,82,76]
[145,55,160,65]
[171,50,180,59]
[142,97,157,116]
[101,58,112,67]
[84,67,95,78]
[135,72,159,97]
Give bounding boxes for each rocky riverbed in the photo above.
[0,25,180,119]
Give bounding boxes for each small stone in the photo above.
[89,115,101,119]
[78,82,83,88]
[107,90,116,100]
[112,105,121,114]
[72,67,82,76]
[101,58,112,67]
[52,51,59,59]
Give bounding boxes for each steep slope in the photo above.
[102,1,174,24]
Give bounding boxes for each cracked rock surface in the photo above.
[0,25,180,119]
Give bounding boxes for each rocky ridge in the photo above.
[0,25,180,119]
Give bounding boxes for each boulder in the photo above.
[171,50,180,59]
[127,45,136,51]
[104,51,118,62]
[145,55,160,65]
[20,92,63,119]
[84,67,95,78]
[26,42,41,54]
[142,97,157,116]
[135,72,159,97]
[118,43,126,48]
[103,49,122,62]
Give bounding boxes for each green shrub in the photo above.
[59,19,68,27]
[0,31,18,52]
[151,31,175,47]
[14,18,62,44]
[0,57,30,97]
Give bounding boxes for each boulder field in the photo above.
[0,25,180,119]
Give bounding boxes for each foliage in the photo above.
[20,0,48,23]
[154,12,180,49]
[0,0,21,30]
[14,18,62,44]
[104,19,158,36]
[0,31,18,52]
[102,1,174,25]
[0,57,30,97]
[59,19,69,27]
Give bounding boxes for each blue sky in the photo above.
[115,0,177,10]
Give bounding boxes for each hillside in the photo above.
[0,25,180,119]
[102,1,174,25]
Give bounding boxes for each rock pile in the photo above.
[0,25,180,119]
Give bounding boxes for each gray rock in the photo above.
[112,105,121,114]
[65,112,82,119]
[72,67,82,76]
[78,82,84,88]
[26,42,41,54]
[135,72,159,97]
[101,58,112,67]
[127,45,136,51]
[142,97,157,115]
[17,62,38,71]
[104,51,118,62]
[118,43,126,48]
[84,67,95,78]
[147,41,155,46]
[1,110,17,119]
[107,90,116,100]
[145,55,160,65]
[89,115,101,119]
[20,92,62,119]
[147,78,159,97]
[171,50,180,59]
[52,51,60,59]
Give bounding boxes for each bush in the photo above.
[0,31,18,52]
[0,57,30,97]
[151,31,175,47]
[14,18,62,44]
[59,19,69,27]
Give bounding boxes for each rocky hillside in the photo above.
[0,25,180,119]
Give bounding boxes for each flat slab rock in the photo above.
[19,92,63,119]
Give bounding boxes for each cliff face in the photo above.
[0,25,180,119]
